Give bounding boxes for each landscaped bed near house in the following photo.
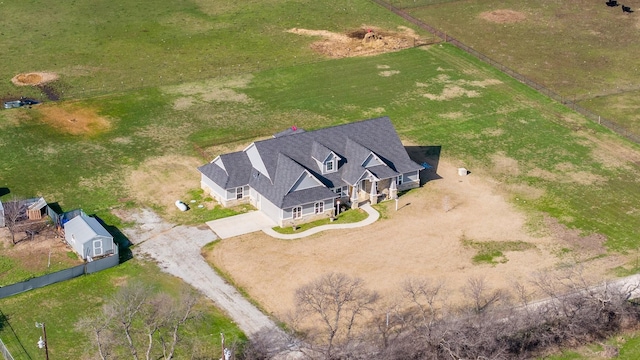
[272,208,368,234]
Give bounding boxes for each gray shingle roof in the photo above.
[197,151,252,189]
[200,117,422,208]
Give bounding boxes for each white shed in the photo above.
[64,215,115,260]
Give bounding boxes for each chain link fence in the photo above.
[371,0,640,144]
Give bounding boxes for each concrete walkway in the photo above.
[261,203,379,239]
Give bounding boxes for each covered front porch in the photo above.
[348,177,398,209]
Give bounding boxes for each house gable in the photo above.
[212,156,226,173]
[289,170,324,193]
[245,143,271,181]
[362,152,384,168]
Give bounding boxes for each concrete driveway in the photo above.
[206,211,277,239]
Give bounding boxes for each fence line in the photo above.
[371,0,640,144]
[0,338,14,360]
[0,251,119,300]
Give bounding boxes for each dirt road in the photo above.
[120,209,286,340]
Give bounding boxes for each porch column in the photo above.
[389,178,398,200]
[369,180,378,204]
[350,185,359,209]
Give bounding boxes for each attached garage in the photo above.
[64,215,116,260]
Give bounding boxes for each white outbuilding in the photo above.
[64,215,116,260]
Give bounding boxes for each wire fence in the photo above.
[371,0,640,144]
[0,338,15,360]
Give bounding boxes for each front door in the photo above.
[93,240,103,257]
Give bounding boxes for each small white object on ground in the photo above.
[175,200,188,211]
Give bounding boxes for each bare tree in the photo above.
[295,272,379,358]
[78,282,202,360]
[3,196,26,244]
[464,276,505,313]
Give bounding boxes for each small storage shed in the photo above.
[64,215,115,260]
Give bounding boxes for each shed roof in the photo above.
[64,215,112,243]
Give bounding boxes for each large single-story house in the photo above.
[198,117,424,227]
[64,215,116,260]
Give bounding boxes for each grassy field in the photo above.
[390,0,640,138]
[0,0,639,357]
[0,0,407,100]
[0,259,245,359]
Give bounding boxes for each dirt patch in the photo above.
[11,72,59,86]
[125,155,203,213]
[205,157,621,319]
[423,85,480,101]
[287,26,434,59]
[0,225,83,284]
[544,216,607,257]
[35,103,112,136]
[163,75,252,110]
[480,9,527,24]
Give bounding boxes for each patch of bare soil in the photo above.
[480,9,527,24]
[0,225,83,278]
[35,103,112,136]
[287,25,435,58]
[206,157,621,319]
[125,155,203,213]
[11,72,59,86]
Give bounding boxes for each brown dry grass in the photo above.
[35,103,112,136]
[287,25,435,59]
[205,157,620,319]
[480,9,527,24]
[11,72,59,86]
[124,155,203,213]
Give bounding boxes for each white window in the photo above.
[397,174,404,186]
[314,202,324,214]
[325,160,335,173]
[292,206,302,219]
[70,234,76,244]
[236,187,243,200]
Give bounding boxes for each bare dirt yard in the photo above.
[205,156,624,320]
[0,224,83,285]
[287,25,437,58]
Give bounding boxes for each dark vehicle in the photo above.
[3,97,39,109]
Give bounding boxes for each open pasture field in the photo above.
[0,0,417,101]
[390,0,640,137]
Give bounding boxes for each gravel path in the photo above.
[121,209,287,340]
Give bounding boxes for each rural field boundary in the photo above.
[0,252,118,299]
[371,0,640,144]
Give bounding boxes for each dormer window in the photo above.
[325,160,335,173]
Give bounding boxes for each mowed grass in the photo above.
[395,0,640,138]
[0,260,245,359]
[0,0,409,100]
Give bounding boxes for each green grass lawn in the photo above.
[0,0,416,100]
[0,260,245,359]
[390,0,640,139]
[272,208,368,234]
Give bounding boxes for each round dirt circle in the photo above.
[11,72,59,86]
[480,9,526,24]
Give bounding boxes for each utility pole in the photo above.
[35,322,49,360]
